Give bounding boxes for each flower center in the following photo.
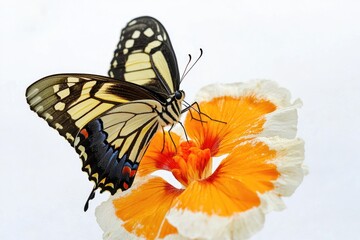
[171,140,212,187]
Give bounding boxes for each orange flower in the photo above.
[96,81,305,240]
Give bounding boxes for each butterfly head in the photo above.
[174,90,185,101]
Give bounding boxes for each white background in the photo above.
[1,0,359,239]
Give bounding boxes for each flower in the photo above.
[96,81,305,240]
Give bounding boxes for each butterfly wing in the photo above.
[25,74,158,145]
[75,100,161,195]
[26,17,182,210]
[108,16,180,97]
[26,74,164,206]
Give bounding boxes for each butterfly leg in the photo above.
[167,124,177,152]
[177,121,189,142]
[161,127,166,153]
[182,101,206,125]
[182,101,227,124]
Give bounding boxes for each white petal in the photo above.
[258,136,306,196]
[260,99,302,139]
[195,80,293,108]
[167,207,265,240]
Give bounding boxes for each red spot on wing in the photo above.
[130,170,137,178]
[123,182,129,190]
[80,129,89,139]
[122,166,131,176]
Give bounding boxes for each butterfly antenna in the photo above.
[180,48,203,83]
[180,54,192,84]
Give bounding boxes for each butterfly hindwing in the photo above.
[109,16,180,97]
[75,100,162,193]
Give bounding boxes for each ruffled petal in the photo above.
[259,137,305,196]
[168,206,265,240]
[172,176,261,215]
[185,81,299,156]
[214,139,279,195]
[166,137,305,239]
[96,176,183,240]
[167,178,263,239]
[165,140,272,239]
[259,99,302,139]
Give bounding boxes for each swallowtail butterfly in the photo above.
[26,16,188,211]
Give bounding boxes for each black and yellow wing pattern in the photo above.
[109,16,180,99]
[26,16,184,211]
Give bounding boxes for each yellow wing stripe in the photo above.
[152,51,174,92]
[119,133,137,159]
[144,40,161,53]
[130,118,159,161]
[106,123,125,143]
[68,81,96,108]
[113,139,124,149]
[125,53,151,72]
[67,99,100,120]
[94,83,129,103]
[75,103,113,128]
[124,69,156,82]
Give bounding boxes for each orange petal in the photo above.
[96,176,183,240]
[215,139,279,195]
[164,139,281,239]
[173,175,261,216]
[169,140,277,216]
[214,136,305,213]
[185,81,299,156]
[138,131,181,177]
[185,92,276,157]
[166,175,263,239]
[259,137,306,197]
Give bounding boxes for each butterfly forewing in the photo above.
[26,74,157,145]
[109,16,180,97]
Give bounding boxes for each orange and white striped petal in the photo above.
[185,81,301,156]
[96,176,183,240]
[166,137,305,240]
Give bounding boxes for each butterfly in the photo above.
[26,16,188,211]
